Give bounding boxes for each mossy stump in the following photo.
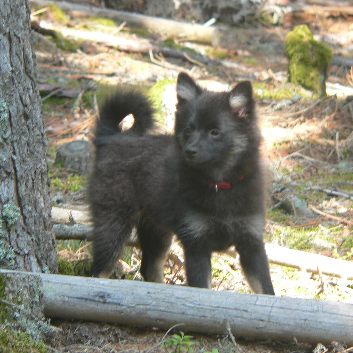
[284,25,332,96]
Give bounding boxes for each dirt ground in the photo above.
[29,1,353,352]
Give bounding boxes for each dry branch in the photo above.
[307,186,353,201]
[309,205,353,227]
[1,269,353,344]
[30,0,220,45]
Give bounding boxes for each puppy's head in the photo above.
[175,72,258,170]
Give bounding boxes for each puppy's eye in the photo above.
[209,129,220,137]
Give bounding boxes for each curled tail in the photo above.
[94,89,154,143]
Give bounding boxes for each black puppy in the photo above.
[89,72,274,295]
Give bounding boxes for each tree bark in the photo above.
[1,269,353,345]
[0,0,56,272]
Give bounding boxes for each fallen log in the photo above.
[32,20,213,66]
[30,0,221,45]
[0,269,352,345]
[53,223,93,240]
[52,206,91,224]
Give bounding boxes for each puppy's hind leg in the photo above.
[91,213,134,278]
[138,219,173,283]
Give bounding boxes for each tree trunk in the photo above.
[0,0,57,273]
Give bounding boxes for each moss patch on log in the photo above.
[284,25,332,96]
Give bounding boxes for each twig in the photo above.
[183,52,205,67]
[339,347,353,353]
[42,87,64,102]
[31,6,49,16]
[286,151,329,166]
[226,321,244,353]
[286,97,329,119]
[72,90,85,114]
[148,49,176,70]
[143,323,185,353]
[309,205,353,226]
[335,131,341,161]
[306,186,353,201]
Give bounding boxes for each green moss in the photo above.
[0,327,48,353]
[242,56,258,66]
[57,258,91,276]
[267,209,293,224]
[0,276,9,323]
[127,27,153,38]
[47,3,69,25]
[163,39,198,56]
[50,174,86,193]
[51,33,81,52]
[42,96,68,113]
[0,239,16,269]
[56,239,83,252]
[0,205,19,268]
[253,81,312,101]
[2,204,20,226]
[0,99,10,141]
[268,225,316,251]
[147,78,175,125]
[284,25,332,96]
[206,47,230,60]
[87,16,117,28]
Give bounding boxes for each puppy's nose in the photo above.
[185,148,197,159]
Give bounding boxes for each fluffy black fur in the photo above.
[89,73,274,294]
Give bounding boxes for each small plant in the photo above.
[164,331,195,353]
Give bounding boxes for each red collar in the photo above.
[208,175,244,191]
[208,181,232,191]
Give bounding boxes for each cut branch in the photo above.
[1,269,353,345]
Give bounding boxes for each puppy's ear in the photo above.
[229,81,254,119]
[176,72,201,103]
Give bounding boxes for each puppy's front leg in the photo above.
[236,236,275,295]
[183,247,212,288]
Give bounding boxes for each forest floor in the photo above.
[29,1,353,352]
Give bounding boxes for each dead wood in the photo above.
[53,223,93,240]
[31,19,215,67]
[284,3,353,25]
[30,0,221,45]
[306,186,353,201]
[52,206,91,224]
[1,269,353,344]
[309,205,353,227]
